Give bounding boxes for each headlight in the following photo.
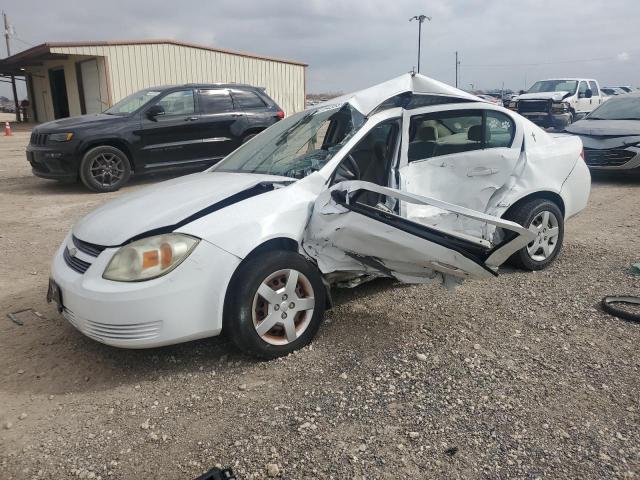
[508,101,517,109]
[552,102,570,113]
[49,132,74,142]
[103,233,199,282]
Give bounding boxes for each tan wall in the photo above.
[50,43,306,116]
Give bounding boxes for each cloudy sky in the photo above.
[3,0,639,100]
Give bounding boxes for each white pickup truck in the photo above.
[509,78,604,129]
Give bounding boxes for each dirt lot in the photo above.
[0,129,638,479]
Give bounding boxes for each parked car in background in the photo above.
[26,84,285,192]
[47,73,590,358]
[601,87,627,97]
[477,94,503,106]
[565,93,640,172]
[607,85,635,94]
[509,78,604,129]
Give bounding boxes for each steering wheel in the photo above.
[337,154,361,181]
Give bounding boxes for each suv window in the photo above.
[408,111,483,162]
[588,81,599,96]
[578,81,589,97]
[198,89,234,114]
[157,90,195,115]
[232,90,267,109]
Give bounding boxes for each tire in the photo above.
[504,198,564,271]
[79,145,132,193]
[224,250,326,359]
[242,133,258,144]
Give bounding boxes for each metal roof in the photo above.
[0,39,308,75]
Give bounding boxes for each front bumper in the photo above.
[50,233,241,348]
[26,144,78,181]
[518,112,572,130]
[583,146,640,171]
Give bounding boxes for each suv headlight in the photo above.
[103,233,199,282]
[49,132,74,142]
[508,101,517,109]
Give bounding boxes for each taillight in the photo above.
[276,111,285,119]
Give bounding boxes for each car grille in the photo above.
[72,235,107,257]
[583,148,636,167]
[518,100,550,114]
[63,246,91,274]
[30,132,49,146]
[63,308,162,342]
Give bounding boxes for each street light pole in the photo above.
[3,11,20,123]
[409,15,431,73]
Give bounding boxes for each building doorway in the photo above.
[48,67,69,119]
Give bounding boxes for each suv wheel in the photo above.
[224,250,326,359]
[79,146,132,193]
[505,199,564,271]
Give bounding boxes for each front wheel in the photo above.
[505,199,564,271]
[224,250,326,359]
[79,145,132,193]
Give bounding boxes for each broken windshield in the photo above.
[212,104,365,179]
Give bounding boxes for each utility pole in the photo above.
[3,11,20,122]
[409,14,431,73]
[455,51,460,88]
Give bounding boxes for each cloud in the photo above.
[617,52,630,62]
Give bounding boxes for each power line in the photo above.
[464,52,636,68]
[12,36,34,47]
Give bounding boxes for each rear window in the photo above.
[198,89,234,114]
[232,90,267,109]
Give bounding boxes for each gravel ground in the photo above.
[0,130,639,479]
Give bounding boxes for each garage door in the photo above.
[80,59,102,114]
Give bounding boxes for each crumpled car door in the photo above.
[303,181,535,286]
[399,107,524,240]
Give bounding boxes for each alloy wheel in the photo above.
[90,152,125,187]
[252,269,315,346]
[527,210,560,261]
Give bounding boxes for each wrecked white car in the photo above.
[48,74,591,358]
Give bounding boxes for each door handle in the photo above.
[467,167,497,177]
[184,116,199,122]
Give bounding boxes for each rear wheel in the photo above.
[79,145,131,193]
[224,251,326,359]
[505,199,564,271]
[242,132,260,144]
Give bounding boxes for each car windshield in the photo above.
[212,103,365,179]
[104,89,162,115]
[527,80,578,94]
[587,96,640,120]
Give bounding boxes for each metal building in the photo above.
[0,39,307,122]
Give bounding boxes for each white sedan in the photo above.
[48,74,591,358]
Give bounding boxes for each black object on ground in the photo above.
[444,446,459,456]
[193,467,236,480]
[601,296,640,323]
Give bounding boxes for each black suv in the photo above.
[26,84,284,192]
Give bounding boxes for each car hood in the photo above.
[37,113,122,131]
[515,91,570,102]
[73,172,293,246]
[566,119,640,137]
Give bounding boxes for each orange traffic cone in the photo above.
[4,121,12,136]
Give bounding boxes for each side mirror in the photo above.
[585,88,593,99]
[146,104,165,120]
